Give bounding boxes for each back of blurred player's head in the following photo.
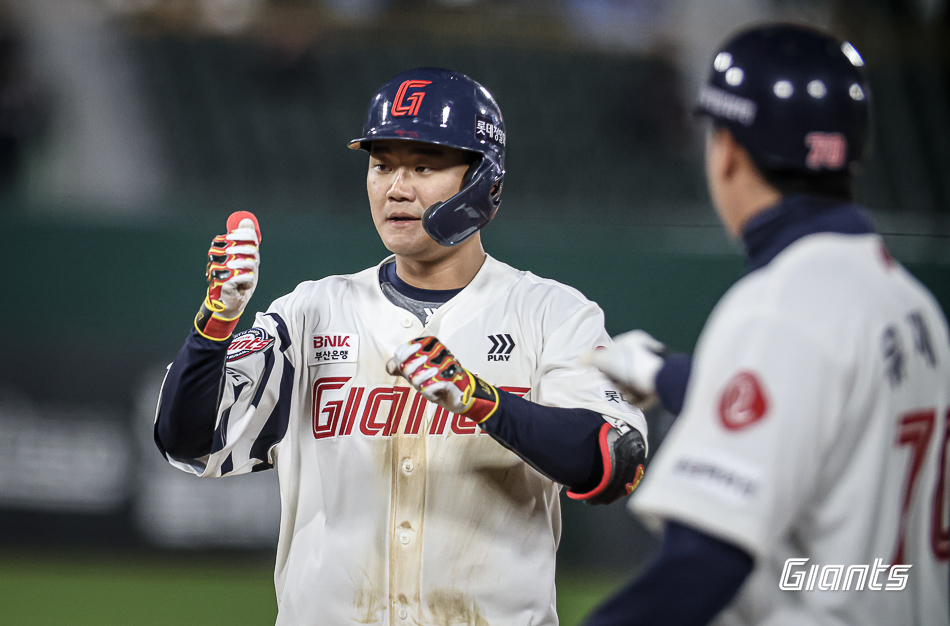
[349,67,506,247]
[697,23,872,202]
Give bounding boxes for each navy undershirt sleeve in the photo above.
[582,521,753,626]
[655,353,692,415]
[479,391,607,490]
[154,329,229,462]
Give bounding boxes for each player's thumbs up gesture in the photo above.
[194,211,262,341]
[387,337,501,424]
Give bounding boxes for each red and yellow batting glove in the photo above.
[194,211,262,341]
[386,337,500,423]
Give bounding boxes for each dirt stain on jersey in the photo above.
[426,588,489,626]
[473,462,535,507]
[351,565,384,623]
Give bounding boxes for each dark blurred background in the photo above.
[1,0,948,623]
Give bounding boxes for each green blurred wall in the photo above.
[10,207,947,364]
[5,205,948,569]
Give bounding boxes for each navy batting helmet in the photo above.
[697,23,871,174]
[349,67,506,247]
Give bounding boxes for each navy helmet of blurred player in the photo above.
[696,23,871,196]
[349,67,506,247]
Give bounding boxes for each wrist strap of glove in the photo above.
[461,372,501,424]
[194,297,241,341]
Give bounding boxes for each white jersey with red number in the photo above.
[160,254,645,625]
[632,233,950,625]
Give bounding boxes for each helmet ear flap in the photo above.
[422,157,504,247]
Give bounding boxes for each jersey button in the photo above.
[397,607,408,620]
[402,458,414,474]
[401,318,413,328]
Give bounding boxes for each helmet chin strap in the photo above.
[422,158,502,247]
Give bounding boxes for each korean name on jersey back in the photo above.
[309,334,359,365]
[227,328,275,362]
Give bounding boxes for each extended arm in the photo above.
[388,337,646,503]
[155,330,228,461]
[655,353,692,415]
[589,330,693,416]
[582,521,753,626]
[153,212,291,477]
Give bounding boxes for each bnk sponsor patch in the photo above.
[309,333,359,365]
[227,328,275,362]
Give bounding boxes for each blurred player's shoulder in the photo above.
[758,232,928,311]
[707,231,944,351]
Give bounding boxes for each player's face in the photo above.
[367,140,473,261]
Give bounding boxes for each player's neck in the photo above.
[394,241,486,291]
[720,169,783,238]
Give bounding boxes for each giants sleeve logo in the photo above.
[227,328,275,362]
[805,132,847,170]
[392,80,431,117]
[718,371,769,430]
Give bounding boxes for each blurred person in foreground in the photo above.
[585,23,950,626]
[153,67,648,624]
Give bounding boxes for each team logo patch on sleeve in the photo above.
[309,334,359,365]
[227,328,275,362]
[718,371,769,430]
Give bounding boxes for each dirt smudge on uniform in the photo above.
[426,588,489,626]
[351,565,384,623]
[472,462,536,507]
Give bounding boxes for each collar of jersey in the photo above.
[379,261,463,304]
[741,194,876,272]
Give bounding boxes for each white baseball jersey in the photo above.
[161,254,646,625]
[633,233,950,625]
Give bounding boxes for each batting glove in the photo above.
[195,211,261,341]
[585,330,666,409]
[386,337,500,423]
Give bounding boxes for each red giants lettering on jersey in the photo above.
[719,371,769,431]
[312,376,528,439]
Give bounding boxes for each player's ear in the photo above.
[718,129,748,182]
[705,126,734,185]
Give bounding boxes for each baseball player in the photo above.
[154,67,648,625]
[584,24,950,626]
